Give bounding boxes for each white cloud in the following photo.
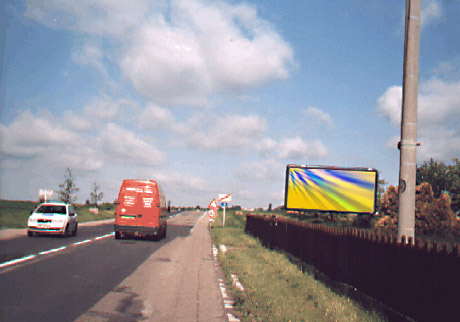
[24,0,153,39]
[255,137,278,156]
[421,0,442,29]
[83,96,121,122]
[98,123,166,166]
[432,56,460,81]
[25,0,295,107]
[147,170,208,193]
[0,107,167,171]
[177,113,268,151]
[171,112,329,161]
[0,110,77,156]
[0,110,104,171]
[139,104,176,130]
[71,41,106,73]
[377,78,460,161]
[301,106,334,128]
[236,159,283,182]
[276,136,328,160]
[376,85,403,126]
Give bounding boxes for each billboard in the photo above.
[284,165,378,214]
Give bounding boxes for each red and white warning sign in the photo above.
[207,198,218,220]
[218,194,231,202]
[208,209,217,218]
[208,198,218,210]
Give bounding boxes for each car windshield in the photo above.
[36,205,67,214]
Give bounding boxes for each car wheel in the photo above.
[72,224,78,236]
[115,231,121,239]
[64,224,70,238]
[28,230,34,237]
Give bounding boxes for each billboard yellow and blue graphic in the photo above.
[285,165,378,214]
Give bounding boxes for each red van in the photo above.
[114,179,167,240]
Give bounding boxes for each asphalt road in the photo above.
[0,211,227,322]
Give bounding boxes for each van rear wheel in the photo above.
[115,231,122,239]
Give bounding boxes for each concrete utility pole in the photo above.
[398,0,421,243]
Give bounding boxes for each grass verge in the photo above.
[211,209,386,322]
[0,200,115,229]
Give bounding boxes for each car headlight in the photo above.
[28,218,37,224]
[54,219,66,224]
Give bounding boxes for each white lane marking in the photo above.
[38,246,67,255]
[73,239,92,245]
[0,255,37,269]
[0,231,115,270]
[95,232,115,240]
[168,211,184,219]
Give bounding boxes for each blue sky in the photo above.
[1,0,459,208]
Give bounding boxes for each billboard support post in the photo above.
[398,0,420,244]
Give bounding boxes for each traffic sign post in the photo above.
[218,194,231,226]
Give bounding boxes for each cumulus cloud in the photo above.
[301,106,334,128]
[24,0,152,39]
[432,56,460,81]
[71,41,106,73]
[0,108,167,171]
[147,170,208,193]
[376,78,460,161]
[276,136,328,160]
[421,0,442,29]
[171,112,329,161]
[0,110,78,156]
[177,114,268,151]
[376,85,402,126]
[236,159,283,182]
[98,123,166,166]
[0,110,104,171]
[139,104,176,130]
[25,0,295,107]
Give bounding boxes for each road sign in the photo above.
[208,198,218,210]
[208,209,217,218]
[219,194,231,202]
[221,202,228,207]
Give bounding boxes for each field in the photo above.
[211,209,386,322]
[0,200,115,229]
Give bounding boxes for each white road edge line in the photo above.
[0,232,117,270]
[95,232,115,240]
[0,254,37,269]
[38,246,67,255]
[73,239,92,245]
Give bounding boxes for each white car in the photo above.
[27,202,78,237]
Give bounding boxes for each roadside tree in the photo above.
[416,158,460,213]
[57,167,79,204]
[90,182,104,207]
[374,183,457,238]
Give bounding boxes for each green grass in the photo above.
[211,210,386,322]
[0,200,115,229]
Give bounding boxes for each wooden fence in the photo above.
[245,213,460,322]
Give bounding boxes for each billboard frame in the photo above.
[284,164,379,215]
